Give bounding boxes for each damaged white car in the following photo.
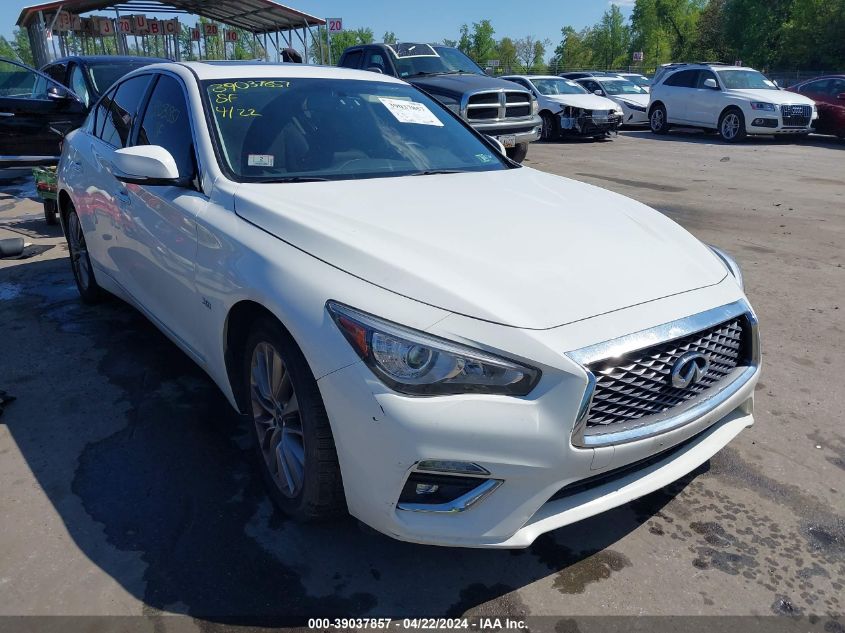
[503,75,623,140]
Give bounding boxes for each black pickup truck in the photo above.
[338,43,542,162]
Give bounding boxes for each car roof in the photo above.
[45,55,169,66]
[174,61,407,84]
[503,75,565,80]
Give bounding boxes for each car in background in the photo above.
[41,55,168,109]
[0,55,163,167]
[616,72,651,93]
[559,71,615,81]
[56,61,759,548]
[787,75,845,139]
[502,74,622,140]
[574,75,649,126]
[648,63,818,142]
[339,43,541,162]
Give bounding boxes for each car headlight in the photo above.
[619,100,646,112]
[750,102,776,111]
[531,97,539,115]
[708,245,744,290]
[327,301,541,396]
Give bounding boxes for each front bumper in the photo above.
[318,288,759,548]
[747,107,818,134]
[559,111,622,137]
[468,115,543,145]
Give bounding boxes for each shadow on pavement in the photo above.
[0,257,704,623]
[621,128,845,148]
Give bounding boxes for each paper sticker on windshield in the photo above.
[247,154,274,167]
[378,97,444,126]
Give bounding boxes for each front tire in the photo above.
[65,204,101,304]
[719,108,747,143]
[540,112,558,141]
[506,143,529,163]
[243,317,345,521]
[650,104,669,135]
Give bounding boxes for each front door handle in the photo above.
[114,189,131,206]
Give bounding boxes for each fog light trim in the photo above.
[397,478,502,514]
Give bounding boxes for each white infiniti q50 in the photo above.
[56,62,760,548]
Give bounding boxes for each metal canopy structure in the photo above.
[17,0,326,67]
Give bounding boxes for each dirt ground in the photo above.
[0,129,843,626]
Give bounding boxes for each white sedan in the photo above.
[56,62,760,548]
[576,76,650,125]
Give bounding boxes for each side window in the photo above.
[69,64,91,107]
[0,60,36,97]
[584,80,600,93]
[137,75,195,179]
[363,49,386,72]
[42,63,67,85]
[665,70,698,88]
[829,79,845,96]
[97,75,152,148]
[95,88,118,142]
[340,50,363,69]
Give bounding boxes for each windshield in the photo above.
[89,62,152,94]
[203,78,508,182]
[598,79,646,95]
[717,69,777,90]
[531,78,587,95]
[621,74,650,88]
[390,45,482,78]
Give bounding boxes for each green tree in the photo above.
[382,31,397,44]
[0,28,34,65]
[514,35,550,73]
[587,5,632,68]
[456,20,497,65]
[496,37,518,73]
[310,26,374,64]
[551,26,594,70]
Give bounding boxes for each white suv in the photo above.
[649,63,818,142]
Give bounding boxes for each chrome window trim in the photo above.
[397,478,503,514]
[566,299,760,448]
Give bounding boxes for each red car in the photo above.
[788,75,845,139]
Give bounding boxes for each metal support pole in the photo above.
[326,21,331,65]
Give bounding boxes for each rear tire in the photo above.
[65,204,101,304]
[43,199,58,225]
[242,317,345,521]
[649,104,669,135]
[506,143,529,163]
[719,108,747,143]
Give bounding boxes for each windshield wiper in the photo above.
[252,176,329,183]
[409,169,466,176]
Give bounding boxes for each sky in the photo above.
[2,0,634,51]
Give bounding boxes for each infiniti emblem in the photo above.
[670,351,710,389]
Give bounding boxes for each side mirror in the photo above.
[111,145,183,186]
[366,66,384,74]
[593,89,604,96]
[47,85,71,100]
[703,78,718,89]
[837,93,845,100]
[485,135,507,157]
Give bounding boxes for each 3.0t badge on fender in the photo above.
[670,351,710,389]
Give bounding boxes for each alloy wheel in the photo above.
[650,108,664,131]
[722,113,740,140]
[250,341,305,498]
[67,212,91,291]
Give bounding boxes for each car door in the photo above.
[0,58,86,167]
[75,75,153,277]
[687,70,723,127]
[799,79,841,136]
[68,62,94,109]
[116,72,209,360]
[658,69,699,123]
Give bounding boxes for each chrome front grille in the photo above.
[584,318,746,428]
[780,103,812,127]
[465,90,531,121]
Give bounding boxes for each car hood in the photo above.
[610,93,649,106]
[544,93,620,110]
[234,168,727,329]
[726,89,816,105]
[408,73,530,99]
